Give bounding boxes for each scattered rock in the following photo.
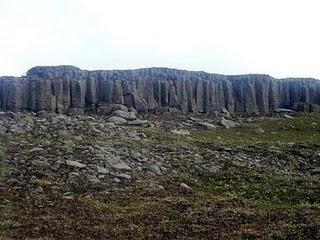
[68,172,80,179]
[255,128,265,134]
[180,182,191,190]
[275,108,294,113]
[36,110,50,118]
[221,108,231,118]
[108,116,127,125]
[29,147,44,153]
[111,104,128,112]
[221,118,236,128]
[145,164,162,175]
[66,160,87,169]
[127,119,150,126]
[113,177,122,183]
[283,114,294,119]
[87,175,100,184]
[113,110,136,121]
[6,178,19,185]
[115,173,132,181]
[97,166,109,174]
[196,122,216,130]
[105,154,131,170]
[31,160,51,168]
[171,129,190,135]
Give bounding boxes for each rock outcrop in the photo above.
[0,65,320,114]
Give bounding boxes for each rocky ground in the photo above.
[0,106,320,239]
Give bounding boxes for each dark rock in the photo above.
[1,66,320,114]
[36,110,50,118]
[115,173,132,181]
[127,119,150,126]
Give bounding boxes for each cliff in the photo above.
[0,65,320,114]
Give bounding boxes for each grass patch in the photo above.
[193,167,320,209]
[192,113,320,147]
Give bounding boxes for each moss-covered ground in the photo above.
[1,113,320,239]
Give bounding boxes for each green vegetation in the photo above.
[1,168,320,239]
[192,113,320,147]
[1,113,320,239]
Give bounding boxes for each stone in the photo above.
[275,108,294,113]
[97,166,109,174]
[11,126,26,134]
[221,108,231,118]
[97,106,112,115]
[29,147,44,153]
[180,182,191,190]
[69,172,80,178]
[127,132,147,140]
[105,154,131,170]
[127,119,150,126]
[36,110,50,118]
[68,108,84,116]
[145,164,162,175]
[196,122,216,130]
[111,104,128,112]
[66,160,87,168]
[108,116,127,125]
[6,178,19,184]
[168,107,181,113]
[171,129,190,135]
[220,118,236,128]
[115,173,132,181]
[0,112,16,119]
[104,122,117,128]
[311,167,320,175]
[113,110,136,120]
[113,177,122,183]
[87,175,100,184]
[311,122,317,128]
[31,160,51,168]
[255,128,265,134]
[283,114,294,119]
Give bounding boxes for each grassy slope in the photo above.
[1,113,320,239]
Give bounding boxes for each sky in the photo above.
[0,0,320,78]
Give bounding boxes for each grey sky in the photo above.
[1,0,319,78]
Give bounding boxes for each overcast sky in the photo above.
[0,0,319,78]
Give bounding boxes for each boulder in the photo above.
[108,116,127,125]
[66,160,87,169]
[36,110,50,118]
[196,122,216,130]
[113,110,136,120]
[220,118,236,128]
[105,154,131,170]
[111,104,128,112]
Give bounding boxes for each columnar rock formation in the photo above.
[0,65,319,114]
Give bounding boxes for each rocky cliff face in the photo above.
[0,65,320,114]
